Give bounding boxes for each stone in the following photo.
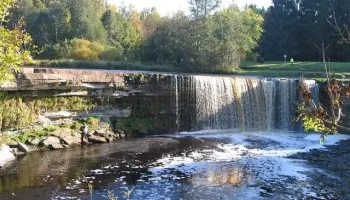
[37,115,52,126]
[95,129,107,137]
[43,111,74,119]
[8,142,19,148]
[88,135,107,143]
[10,148,21,155]
[106,131,117,138]
[48,144,65,150]
[42,136,61,147]
[18,142,30,153]
[61,135,81,145]
[51,128,72,139]
[0,145,15,168]
[86,131,94,137]
[106,137,115,143]
[27,138,40,146]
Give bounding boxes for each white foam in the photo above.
[149,131,349,183]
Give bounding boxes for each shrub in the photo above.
[41,38,105,61]
[70,39,104,61]
[99,46,124,61]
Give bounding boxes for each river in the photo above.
[1,130,349,200]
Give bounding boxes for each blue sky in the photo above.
[107,0,272,16]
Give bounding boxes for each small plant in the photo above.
[86,117,100,129]
[69,121,84,131]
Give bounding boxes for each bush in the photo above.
[41,38,105,61]
[70,39,104,61]
[99,46,124,61]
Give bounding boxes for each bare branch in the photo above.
[327,11,350,43]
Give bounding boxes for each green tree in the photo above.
[140,7,161,39]
[68,0,107,43]
[0,0,32,83]
[189,0,221,18]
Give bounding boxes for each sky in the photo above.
[107,0,272,16]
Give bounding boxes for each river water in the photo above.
[0,130,349,200]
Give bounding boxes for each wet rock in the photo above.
[0,145,15,168]
[18,142,30,153]
[48,143,65,150]
[27,138,40,146]
[42,136,61,147]
[88,135,107,143]
[51,128,72,139]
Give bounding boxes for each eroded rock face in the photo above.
[0,145,15,168]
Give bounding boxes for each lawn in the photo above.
[239,61,350,80]
[25,60,350,80]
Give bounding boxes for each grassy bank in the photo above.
[25,60,350,79]
[239,61,350,80]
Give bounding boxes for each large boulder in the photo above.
[0,145,15,168]
[51,128,72,139]
[27,137,40,146]
[88,135,107,143]
[95,129,107,137]
[61,135,81,145]
[42,136,61,147]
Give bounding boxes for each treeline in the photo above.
[6,0,263,72]
[260,0,350,62]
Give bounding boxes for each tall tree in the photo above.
[188,0,221,18]
[68,0,107,43]
[140,7,161,39]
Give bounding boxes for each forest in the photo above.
[3,0,350,73]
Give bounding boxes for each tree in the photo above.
[68,0,107,43]
[0,0,32,83]
[140,8,161,39]
[189,0,221,18]
[144,6,264,72]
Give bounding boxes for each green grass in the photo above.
[239,61,350,80]
[26,60,181,73]
[26,60,350,79]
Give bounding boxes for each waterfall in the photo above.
[172,75,180,131]
[170,75,318,132]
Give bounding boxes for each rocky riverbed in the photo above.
[0,131,349,200]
